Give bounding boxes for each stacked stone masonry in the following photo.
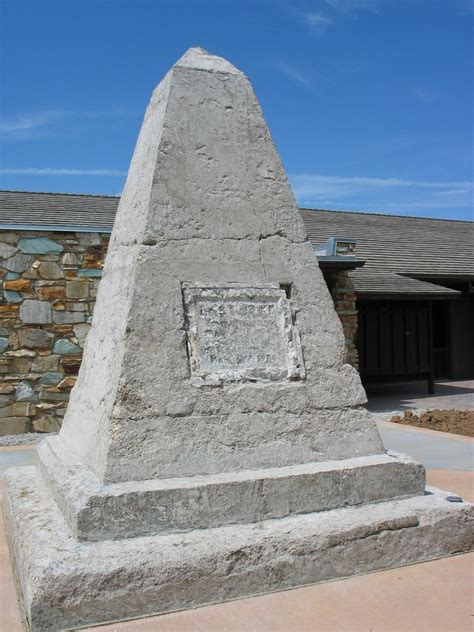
[0,231,108,435]
[323,270,359,370]
[0,229,358,436]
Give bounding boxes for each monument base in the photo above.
[4,466,473,632]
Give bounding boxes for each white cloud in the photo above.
[0,111,65,136]
[0,107,138,139]
[0,168,127,176]
[413,87,438,103]
[289,173,473,212]
[271,61,311,86]
[304,12,332,35]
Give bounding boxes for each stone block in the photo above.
[18,328,54,349]
[3,290,22,303]
[0,337,9,353]
[11,357,33,374]
[62,252,80,266]
[66,280,89,299]
[1,252,33,273]
[53,339,81,354]
[0,401,35,418]
[38,262,64,280]
[0,232,18,245]
[73,323,91,347]
[77,269,102,277]
[37,285,65,300]
[19,300,52,324]
[78,233,101,247]
[0,242,17,258]
[15,381,37,402]
[0,417,30,434]
[31,355,60,372]
[53,311,85,324]
[4,278,32,292]
[33,415,61,433]
[38,372,64,386]
[18,237,64,254]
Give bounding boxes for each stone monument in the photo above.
[4,48,473,630]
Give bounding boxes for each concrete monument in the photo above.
[4,48,473,630]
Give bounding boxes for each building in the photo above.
[0,190,473,435]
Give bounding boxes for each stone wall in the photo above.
[1,230,359,436]
[0,231,109,435]
[322,269,359,370]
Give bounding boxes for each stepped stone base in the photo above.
[37,436,425,540]
[4,465,474,632]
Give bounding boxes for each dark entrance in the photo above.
[357,300,434,391]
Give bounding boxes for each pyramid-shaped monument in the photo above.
[5,48,473,630]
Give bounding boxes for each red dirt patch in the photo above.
[389,409,474,437]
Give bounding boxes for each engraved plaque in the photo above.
[183,286,305,384]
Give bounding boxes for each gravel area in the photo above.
[0,432,56,447]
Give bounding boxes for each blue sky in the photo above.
[0,0,472,220]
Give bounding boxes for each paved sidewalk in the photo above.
[366,379,474,413]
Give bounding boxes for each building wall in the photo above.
[0,229,359,436]
[0,230,108,435]
[321,270,359,370]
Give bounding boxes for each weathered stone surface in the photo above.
[53,310,85,324]
[0,242,17,258]
[38,261,64,280]
[18,328,54,349]
[0,417,30,434]
[18,237,63,254]
[19,300,52,324]
[73,323,91,347]
[78,233,101,247]
[4,278,32,291]
[4,349,36,358]
[4,468,474,632]
[62,252,80,266]
[77,268,102,277]
[15,381,37,402]
[0,337,9,353]
[0,401,35,417]
[3,290,22,303]
[53,339,81,354]
[38,372,64,386]
[33,415,61,432]
[0,232,19,245]
[2,252,33,273]
[31,355,60,372]
[37,285,65,300]
[66,280,89,299]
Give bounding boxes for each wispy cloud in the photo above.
[0,111,66,136]
[0,168,127,176]
[0,107,138,140]
[324,0,380,13]
[413,86,438,103]
[290,173,473,214]
[270,61,311,86]
[304,12,332,35]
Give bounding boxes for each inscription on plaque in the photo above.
[183,286,305,384]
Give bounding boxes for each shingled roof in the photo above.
[300,208,473,297]
[1,190,471,298]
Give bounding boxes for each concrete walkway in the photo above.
[366,379,474,413]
